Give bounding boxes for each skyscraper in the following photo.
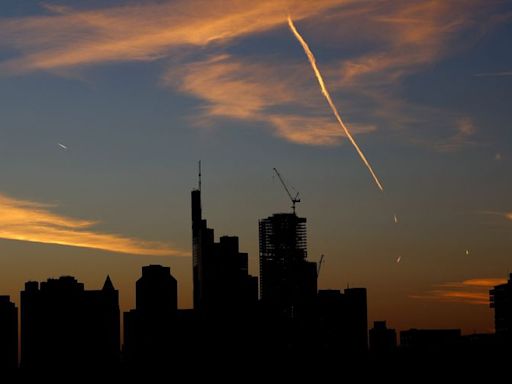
[369,321,397,354]
[124,265,178,365]
[191,169,258,314]
[490,274,512,341]
[21,276,119,369]
[0,296,17,370]
[259,213,317,316]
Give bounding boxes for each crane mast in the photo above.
[273,167,300,214]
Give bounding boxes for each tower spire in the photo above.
[198,160,201,192]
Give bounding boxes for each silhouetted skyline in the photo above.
[0,184,510,370]
[1,0,512,343]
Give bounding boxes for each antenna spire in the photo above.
[198,160,202,192]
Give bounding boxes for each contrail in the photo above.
[58,143,68,150]
[287,16,384,191]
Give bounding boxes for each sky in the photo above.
[1,0,512,334]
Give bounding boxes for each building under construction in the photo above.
[259,213,317,317]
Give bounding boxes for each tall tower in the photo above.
[191,161,209,311]
[0,296,17,370]
[259,213,317,316]
[124,265,178,365]
[490,274,512,341]
[191,163,257,313]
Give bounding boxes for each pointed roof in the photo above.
[103,275,115,291]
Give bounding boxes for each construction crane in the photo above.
[273,167,300,214]
[317,254,325,278]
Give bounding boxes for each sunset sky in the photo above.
[1,0,512,334]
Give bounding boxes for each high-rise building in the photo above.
[20,276,119,369]
[259,213,317,316]
[345,287,368,353]
[369,321,397,353]
[191,175,258,314]
[490,274,512,340]
[124,265,178,365]
[136,265,177,314]
[316,288,368,354]
[0,296,17,370]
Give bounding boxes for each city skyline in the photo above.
[1,1,512,334]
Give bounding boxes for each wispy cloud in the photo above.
[411,277,507,305]
[478,210,512,221]
[475,71,512,77]
[0,193,187,256]
[165,54,374,145]
[0,0,346,73]
[0,1,505,148]
[430,117,477,152]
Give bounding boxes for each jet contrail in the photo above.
[394,214,398,224]
[58,143,68,150]
[287,16,384,191]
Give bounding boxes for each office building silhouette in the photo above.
[490,273,512,341]
[191,178,258,314]
[21,276,119,369]
[369,321,397,354]
[259,213,317,318]
[0,296,17,370]
[316,288,368,354]
[124,265,178,365]
[400,329,461,350]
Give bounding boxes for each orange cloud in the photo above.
[0,0,348,73]
[460,278,507,287]
[166,54,374,145]
[337,1,481,86]
[269,115,375,146]
[0,193,187,256]
[411,277,507,305]
[478,211,512,222]
[0,1,502,148]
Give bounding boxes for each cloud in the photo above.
[475,71,512,77]
[478,210,512,221]
[430,117,477,152]
[0,193,187,256]
[0,1,505,148]
[165,54,374,145]
[269,115,376,145]
[0,0,346,73]
[410,277,507,305]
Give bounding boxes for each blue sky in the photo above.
[0,0,511,332]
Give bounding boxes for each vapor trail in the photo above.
[287,17,384,191]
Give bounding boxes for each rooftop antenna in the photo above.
[273,167,300,214]
[317,254,325,279]
[198,160,202,192]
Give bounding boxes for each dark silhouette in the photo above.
[3,168,511,372]
[124,265,178,366]
[191,170,258,315]
[0,296,17,370]
[490,273,512,343]
[259,213,317,318]
[316,288,368,356]
[400,328,462,350]
[369,321,397,354]
[21,276,119,369]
